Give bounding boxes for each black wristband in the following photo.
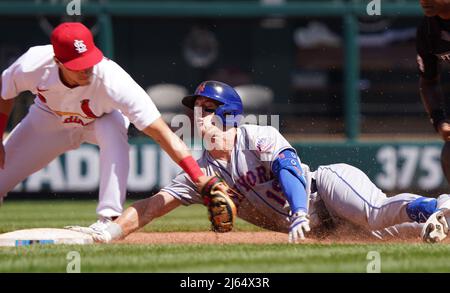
[430,109,447,131]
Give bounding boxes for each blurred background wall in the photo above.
[1,0,447,197]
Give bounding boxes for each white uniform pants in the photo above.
[0,104,130,218]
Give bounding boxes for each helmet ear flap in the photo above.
[215,104,242,127]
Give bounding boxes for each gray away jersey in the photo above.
[161,124,313,233]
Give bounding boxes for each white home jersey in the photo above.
[1,45,160,130]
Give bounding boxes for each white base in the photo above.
[0,228,94,247]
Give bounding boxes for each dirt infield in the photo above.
[116,222,429,244]
[116,231,426,245]
[118,231,287,244]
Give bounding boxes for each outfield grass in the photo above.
[2,242,450,273]
[1,200,450,272]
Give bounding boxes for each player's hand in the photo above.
[65,225,113,243]
[289,211,311,243]
[438,122,450,141]
[91,230,113,243]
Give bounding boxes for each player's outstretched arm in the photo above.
[272,149,310,242]
[0,79,15,169]
[142,117,211,188]
[92,191,182,243]
[117,191,181,235]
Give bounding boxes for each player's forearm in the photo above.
[115,192,181,238]
[278,169,308,214]
[143,117,204,183]
[143,117,190,160]
[419,76,447,130]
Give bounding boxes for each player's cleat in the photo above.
[65,216,114,234]
[89,217,114,232]
[421,208,450,243]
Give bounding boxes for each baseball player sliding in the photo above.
[72,81,450,243]
[0,23,220,232]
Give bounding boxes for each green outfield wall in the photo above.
[8,139,447,197]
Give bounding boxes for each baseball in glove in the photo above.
[200,176,237,233]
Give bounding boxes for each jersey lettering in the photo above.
[246,171,257,187]
[272,179,282,193]
[236,175,252,192]
[266,189,285,206]
[256,166,269,183]
[237,165,272,191]
[63,116,88,126]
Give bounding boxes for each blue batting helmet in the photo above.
[182,80,243,127]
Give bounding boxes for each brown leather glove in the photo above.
[200,176,237,233]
